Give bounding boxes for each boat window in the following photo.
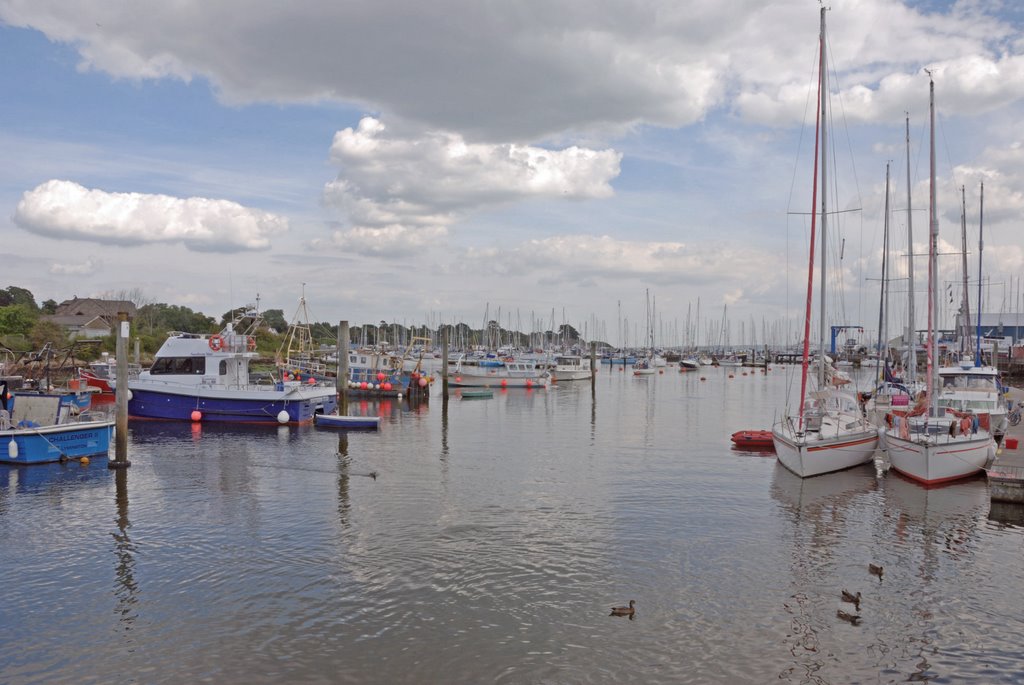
[150,357,207,375]
[219,360,227,375]
[967,375,994,390]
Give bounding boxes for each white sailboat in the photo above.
[883,75,994,485]
[935,182,1008,440]
[772,8,879,478]
[633,289,657,375]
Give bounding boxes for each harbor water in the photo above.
[2,366,1023,684]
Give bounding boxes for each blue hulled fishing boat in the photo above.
[128,304,337,424]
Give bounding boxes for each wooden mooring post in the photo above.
[590,342,597,389]
[337,321,349,416]
[442,328,449,399]
[109,311,131,469]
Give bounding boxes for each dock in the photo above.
[989,387,1024,503]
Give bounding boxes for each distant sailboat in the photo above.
[633,289,657,375]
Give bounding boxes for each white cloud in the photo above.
[323,117,621,235]
[455,234,773,292]
[5,1,1020,140]
[49,256,102,275]
[13,180,287,252]
[317,225,449,257]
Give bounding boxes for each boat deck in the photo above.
[989,386,1024,503]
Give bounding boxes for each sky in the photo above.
[1,0,1023,347]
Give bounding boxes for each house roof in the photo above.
[54,297,137,319]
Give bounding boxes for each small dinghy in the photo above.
[730,429,774,448]
[314,414,380,430]
[460,389,494,399]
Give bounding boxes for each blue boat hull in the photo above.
[314,414,380,430]
[128,388,337,424]
[0,422,114,464]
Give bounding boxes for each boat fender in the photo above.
[247,336,257,351]
[7,439,17,459]
[208,334,225,351]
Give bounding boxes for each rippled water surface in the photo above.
[2,366,1023,684]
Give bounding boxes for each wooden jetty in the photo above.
[989,387,1024,503]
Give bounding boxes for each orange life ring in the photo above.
[247,336,257,351]
[208,334,224,351]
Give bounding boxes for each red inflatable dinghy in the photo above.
[730,430,774,448]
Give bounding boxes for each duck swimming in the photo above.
[836,609,861,625]
[610,600,636,617]
[841,589,861,610]
[868,563,883,579]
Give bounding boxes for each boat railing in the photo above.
[76,409,112,423]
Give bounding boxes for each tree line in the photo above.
[0,285,589,361]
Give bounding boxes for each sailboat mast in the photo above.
[797,7,825,425]
[976,181,985,365]
[927,75,939,415]
[817,5,829,387]
[959,186,972,358]
[905,114,917,385]
[876,163,890,382]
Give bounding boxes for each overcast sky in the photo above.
[2,0,1022,346]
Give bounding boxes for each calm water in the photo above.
[2,366,1023,684]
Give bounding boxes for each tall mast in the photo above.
[905,114,917,385]
[817,5,829,387]
[959,185,971,358]
[797,6,825,425]
[927,74,939,415]
[876,163,891,383]
[976,181,985,365]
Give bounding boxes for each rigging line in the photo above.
[824,17,869,331]
[936,103,963,206]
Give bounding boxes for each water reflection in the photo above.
[337,432,350,528]
[771,464,879,681]
[0,460,112,495]
[112,468,138,635]
[988,501,1024,527]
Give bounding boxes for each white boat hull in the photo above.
[551,369,592,382]
[772,429,878,478]
[884,429,992,485]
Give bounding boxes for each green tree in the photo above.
[0,305,38,335]
[138,303,216,334]
[0,286,37,309]
[262,309,288,333]
[6,286,37,309]
[41,299,58,314]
